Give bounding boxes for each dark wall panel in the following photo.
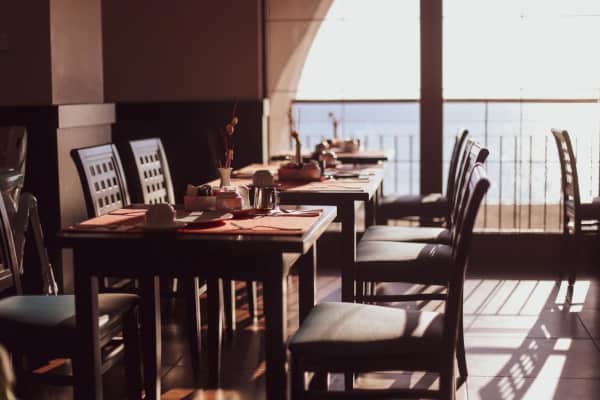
[113,101,265,202]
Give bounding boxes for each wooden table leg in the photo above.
[298,245,317,323]
[340,201,357,303]
[263,264,288,400]
[73,255,102,400]
[207,277,223,387]
[140,275,161,400]
[182,276,201,382]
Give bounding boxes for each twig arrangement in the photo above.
[221,101,239,169]
[288,107,302,165]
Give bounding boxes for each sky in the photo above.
[296,0,600,100]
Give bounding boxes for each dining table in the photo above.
[270,149,391,165]
[221,162,386,304]
[58,205,337,400]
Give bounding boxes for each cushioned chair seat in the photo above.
[289,302,443,359]
[379,193,448,220]
[356,241,452,285]
[580,197,600,220]
[361,225,452,244]
[0,294,138,343]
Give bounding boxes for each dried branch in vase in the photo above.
[221,101,239,169]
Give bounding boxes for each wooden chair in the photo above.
[71,143,131,218]
[361,139,489,245]
[0,191,142,399]
[377,129,469,225]
[289,163,490,400]
[551,129,600,288]
[353,146,489,387]
[125,138,175,205]
[71,142,212,375]
[122,137,258,332]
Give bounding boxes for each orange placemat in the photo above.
[67,212,145,232]
[282,180,366,192]
[179,214,319,236]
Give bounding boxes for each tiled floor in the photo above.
[23,268,600,400]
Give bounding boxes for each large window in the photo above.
[443,0,600,231]
[294,0,421,195]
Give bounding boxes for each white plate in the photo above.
[139,221,188,231]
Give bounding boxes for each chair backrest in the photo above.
[444,163,490,348]
[71,144,131,217]
[0,182,22,295]
[551,129,581,232]
[446,129,469,209]
[450,139,489,230]
[127,138,175,204]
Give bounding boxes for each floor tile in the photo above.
[468,309,590,339]
[468,376,600,400]
[466,336,600,379]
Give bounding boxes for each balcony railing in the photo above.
[292,99,600,232]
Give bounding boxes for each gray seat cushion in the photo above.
[0,294,138,343]
[379,193,448,220]
[289,302,444,359]
[361,225,451,245]
[356,241,452,285]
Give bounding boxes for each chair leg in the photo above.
[182,277,202,379]
[290,354,305,400]
[439,362,456,400]
[456,314,468,380]
[123,308,143,400]
[247,281,258,320]
[344,372,354,391]
[223,279,236,333]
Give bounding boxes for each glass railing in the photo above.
[292,99,600,232]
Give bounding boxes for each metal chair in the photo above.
[551,129,600,288]
[0,191,142,399]
[0,126,57,295]
[289,163,490,400]
[377,129,469,225]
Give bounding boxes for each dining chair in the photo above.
[122,137,258,332]
[72,142,210,376]
[71,144,136,290]
[0,191,142,399]
[361,139,489,245]
[551,129,600,288]
[124,138,175,205]
[377,129,469,226]
[289,163,490,400]
[353,159,490,386]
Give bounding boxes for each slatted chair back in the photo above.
[446,129,469,212]
[444,163,490,357]
[128,138,175,205]
[71,144,130,217]
[551,129,581,234]
[0,182,22,295]
[450,140,489,236]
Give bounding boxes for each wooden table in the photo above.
[58,206,337,400]
[270,149,390,165]
[224,164,385,303]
